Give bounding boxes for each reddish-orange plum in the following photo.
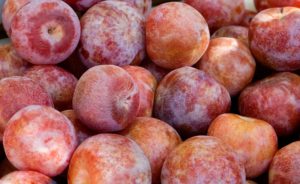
[79,1,145,67]
[268,0,300,7]
[3,105,77,177]
[0,171,55,184]
[184,0,245,31]
[239,72,300,136]
[154,66,231,137]
[61,109,94,144]
[10,0,80,65]
[73,65,139,132]
[121,117,182,184]
[161,136,246,184]
[199,37,256,96]
[146,2,210,70]
[0,76,53,141]
[68,134,151,183]
[249,7,300,71]
[269,141,300,184]
[2,0,31,35]
[24,65,78,110]
[212,26,249,46]
[123,66,157,117]
[208,113,278,178]
[0,39,29,80]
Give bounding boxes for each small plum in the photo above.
[121,117,182,183]
[10,0,81,65]
[24,65,78,110]
[68,134,151,183]
[73,65,140,132]
[3,105,77,177]
[146,2,210,69]
[154,66,231,137]
[161,136,246,184]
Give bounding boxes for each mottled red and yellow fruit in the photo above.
[0,39,29,80]
[0,76,53,141]
[161,136,246,184]
[3,105,77,177]
[249,7,300,71]
[2,0,31,35]
[123,66,157,117]
[73,65,139,132]
[268,0,300,7]
[121,117,181,184]
[239,72,300,136]
[212,26,249,46]
[25,65,78,110]
[68,134,151,183]
[269,141,300,184]
[0,171,55,184]
[199,37,256,96]
[61,109,94,144]
[154,67,231,137]
[79,1,145,67]
[208,113,278,178]
[10,0,80,65]
[146,2,210,70]
[184,0,245,31]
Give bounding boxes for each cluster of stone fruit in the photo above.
[0,0,300,183]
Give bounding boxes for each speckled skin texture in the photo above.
[146,2,209,70]
[79,1,145,67]
[268,0,300,7]
[123,66,157,117]
[0,40,29,80]
[199,37,256,96]
[0,76,53,141]
[239,72,300,136]
[154,66,231,137]
[208,113,278,178]
[68,134,151,184]
[2,0,31,35]
[61,110,93,144]
[0,171,56,184]
[212,26,249,46]
[121,117,182,184]
[255,0,270,11]
[73,65,140,132]
[249,7,300,71]
[24,65,78,110]
[184,0,245,31]
[161,136,246,184]
[269,141,300,184]
[3,105,78,177]
[10,0,80,65]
